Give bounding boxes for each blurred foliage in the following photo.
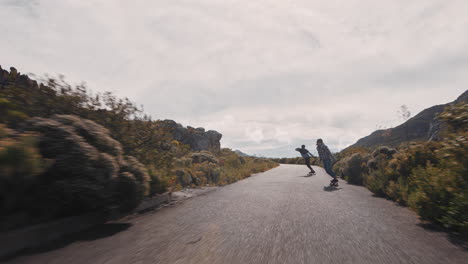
[334,146,370,161]
[0,67,279,230]
[0,68,176,173]
[333,152,370,185]
[0,116,152,231]
[0,125,47,219]
[333,103,468,234]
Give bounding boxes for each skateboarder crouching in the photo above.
[295,145,316,175]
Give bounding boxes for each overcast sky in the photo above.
[1,0,467,157]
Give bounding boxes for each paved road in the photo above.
[6,165,467,264]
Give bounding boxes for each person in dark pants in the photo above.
[316,139,338,185]
[295,145,316,175]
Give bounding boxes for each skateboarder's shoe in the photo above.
[330,178,339,186]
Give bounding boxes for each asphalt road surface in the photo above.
[6,165,467,264]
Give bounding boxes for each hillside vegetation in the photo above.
[0,66,277,230]
[334,101,468,234]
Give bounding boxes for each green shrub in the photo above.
[148,170,170,195]
[409,164,467,233]
[0,97,28,127]
[364,167,388,197]
[1,116,153,230]
[406,103,468,233]
[0,125,47,214]
[341,153,370,185]
[113,172,142,213]
[335,146,370,161]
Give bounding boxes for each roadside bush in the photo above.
[332,159,346,178]
[364,146,399,197]
[113,172,142,213]
[334,146,370,161]
[407,103,468,233]
[148,169,170,195]
[0,97,28,127]
[409,164,467,232]
[1,66,176,191]
[333,146,371,180]
[26,115,150,213]
[340,153,370,185]
[0,125,47,217]
[1,115,153,230]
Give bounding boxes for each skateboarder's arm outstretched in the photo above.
[296,146,315,174]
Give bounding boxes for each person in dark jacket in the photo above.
[295,145,316,175]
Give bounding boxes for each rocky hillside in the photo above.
[345,90,468,150]
[157,120,222,153]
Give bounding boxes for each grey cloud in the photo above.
[2,0,39,17]
[2,0,468,157]
[3,0,38,8]
[373,53,468,87]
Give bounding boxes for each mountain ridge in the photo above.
[344,90,468,150]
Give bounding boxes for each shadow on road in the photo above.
[323,186,342,192]
[417,223,468,251]
[2,223,132,262]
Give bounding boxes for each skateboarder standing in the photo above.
[316,139,338,185]
[295,145,316,175]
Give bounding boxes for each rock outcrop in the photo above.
[157,120,222,153]
[0,66,40,89]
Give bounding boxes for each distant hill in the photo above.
[345,90,468,150]
[234,150,251,157]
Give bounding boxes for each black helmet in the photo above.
[316,139,323,144]
[301,145,305,148]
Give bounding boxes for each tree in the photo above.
[398,105,411,144]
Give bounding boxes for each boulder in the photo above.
[157,120,222,153]
[191,151,219,164]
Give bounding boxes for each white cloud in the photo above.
[1,0,467,157]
